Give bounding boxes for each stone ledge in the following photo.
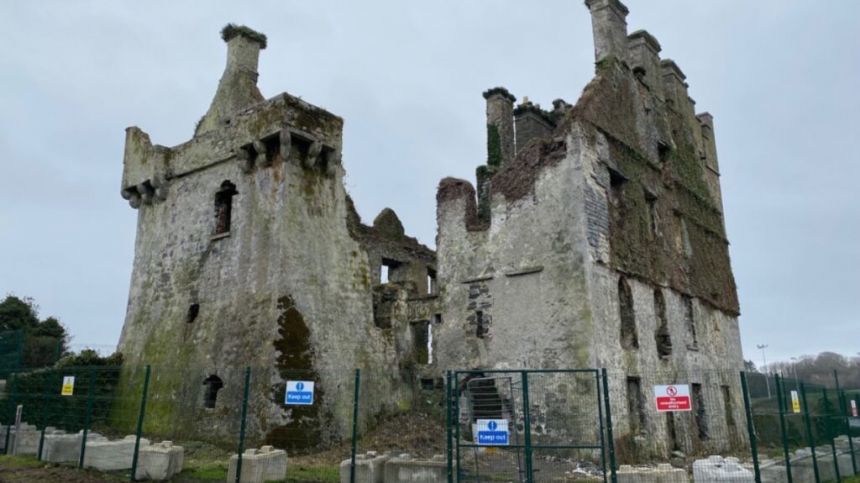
[504,266,544,277]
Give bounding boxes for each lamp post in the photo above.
[757,344,771,398]
[790,356,800,393]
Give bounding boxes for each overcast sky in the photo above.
[1,1,857,364]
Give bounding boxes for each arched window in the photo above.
[202,374,224,409]
[214,181,238,235]
[618,277,638,349]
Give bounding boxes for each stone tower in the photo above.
[432,0,743,456]
[117,25,436,446]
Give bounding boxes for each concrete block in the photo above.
[7,423,40,456]
[617,463,689,483]
[758,459,788,483]
[41,430,106,463]
[340,451,390,483]
[383,453,447,483]
[227,445,287,483]
[83,434,151,471]
[135,440,184,481]
[692,455,754,483]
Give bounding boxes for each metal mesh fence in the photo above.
[602,369,751,483]
[747,372,859,483]
[0,330,24,379]
[0,364,362,482]
[0,329,64,378]
[450,369,611,483]
[1,364,859,482]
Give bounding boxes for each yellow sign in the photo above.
[61,376,75,396]
[790,390,801,413]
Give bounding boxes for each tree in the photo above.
[0,295,39,331]
[744,359,758,373]
[0,294,69,368]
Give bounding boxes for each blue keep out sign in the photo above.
[476,419,509,446]
[285,380,314,405]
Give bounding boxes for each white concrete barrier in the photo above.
[227,445,287,483]
[339,451,391,483]
[83,435,150,471]
[617,463,689,483]
[692,455,754,483]
[383,453,447,483]
[135,440,184,481]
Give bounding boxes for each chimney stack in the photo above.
[483,87,516,168]
[195,24,268,136]
[584,0,630,63]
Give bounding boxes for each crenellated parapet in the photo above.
[120,26,343,210]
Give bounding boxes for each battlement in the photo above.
[120,25,343,209]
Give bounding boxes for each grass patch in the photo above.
[0,454,43,468]
[176,461,228,481]
[286,464,339,482]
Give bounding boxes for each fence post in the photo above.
[2,373,15,455]
[349,368,360,483]
[37,371,53,461]
[446,371,453,483]
[774,374,793,483]
[130,365,151,482]
[834,371,858,475]
[453,373,461,483]
[740,371,762,483]
[521,371,534,483]
[79,367,97,469]
[821,388,841,482]
[800,383,821,483]
[235,367,252,483]
[601,368,617,483]
[596,372,608,483]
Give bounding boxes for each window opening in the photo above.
[214,181,238,235]
[202,375,224,409]
[645,191,658,239]
[666,413,679,451]
[693,383,709,440]
[619,277,638,349]
[722,385,737,437]
[427,268,437,295]
[186,303,200,324]
[380,258,401,285]
[683,296,698,349]
[626,377,646,434]
[411,321,430,364]
[427,322,433,364]
[654,289,672,358]
[476,311,486,338]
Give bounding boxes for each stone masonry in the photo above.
[117,2,744,457]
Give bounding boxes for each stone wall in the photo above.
[430,0,744,458]
[117,25,433,447]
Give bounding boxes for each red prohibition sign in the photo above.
[666,386,678,397]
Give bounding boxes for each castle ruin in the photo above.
[117,1,744,456]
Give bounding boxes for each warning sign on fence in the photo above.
[851,399,857,418]
[285,381,314,405]
[654,384,691,412]
[790,390,801,413]
[476,419,509,446]
[61,376,75,396]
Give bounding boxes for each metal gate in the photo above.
[446,369,617,483]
